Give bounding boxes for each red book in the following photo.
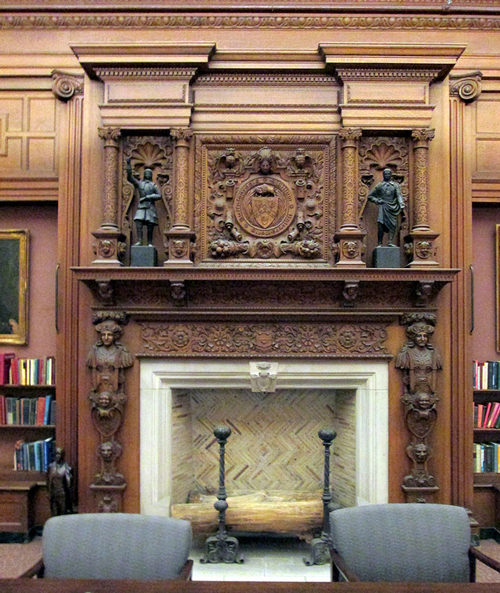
[483,402,492,428]
[0,352,15,385]
[9,358,19,385]
[488,402,500,428]
[35,397,46,426]
[477,404,484,428]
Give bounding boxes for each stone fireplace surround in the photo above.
[139,358,389,524]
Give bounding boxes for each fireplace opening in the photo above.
[140,359,388,538]
[168,387,355,539]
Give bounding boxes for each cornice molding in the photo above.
[1,13,500,30]
[1,1,499,12]
[195,73,336,86]
[94,67,198,79]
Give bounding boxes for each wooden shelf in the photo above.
[0,425,55,430]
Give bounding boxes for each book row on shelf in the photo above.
[14,437,55,472]
[0,395,55,426]
[474,401,500,429]
[474,442,500,473]
[473,360,500,391]
[0,353,55,386]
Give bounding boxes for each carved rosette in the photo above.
[138,321,390,358]
[51,69,84,102]
[404,129,439,267]
[93,127,126,266]
[334,128,365,267]
[165,128,195,266]
[197,137,333,264]
[87,312,133,512]
[396,313,442,502]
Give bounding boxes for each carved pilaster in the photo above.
[164,128,195,266]
[396,313,442,503]
[334,128,366,267]
[87,312,133,513]
[93,127,125,266]
[405,129,439,267]
[450,71,483,104]
[51,70,84,102]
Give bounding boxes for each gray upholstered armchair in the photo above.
[41,513,193,580]
[329,503,500,583]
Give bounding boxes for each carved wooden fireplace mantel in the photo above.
[66,39,466,516]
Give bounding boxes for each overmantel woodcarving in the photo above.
[196,135,335,264]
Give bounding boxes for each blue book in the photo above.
[43,395,53,425]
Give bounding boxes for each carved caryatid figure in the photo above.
[87,319,133,396]
[396,314,442,498]
[395,318,442,396]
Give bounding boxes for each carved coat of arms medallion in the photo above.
[234,176,296,238]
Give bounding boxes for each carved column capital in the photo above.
[52,69,84,102]
[450,71,483,104]
[171,128,194,146]
[338,127,362,146]
[98,126,121,147]
[411,128,435,147]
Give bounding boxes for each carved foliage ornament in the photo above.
[139,322,390,358]
[198,140,334,263]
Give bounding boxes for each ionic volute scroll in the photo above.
[51,69,84,102]
[450,71,483,104]
[396,313,442,502]
[87,312,133,511]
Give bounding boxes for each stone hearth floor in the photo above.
[191,535,500,582]
[190,535,331,582]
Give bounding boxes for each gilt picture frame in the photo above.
[0,229,29,345]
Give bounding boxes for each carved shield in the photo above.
[251,195,279,229]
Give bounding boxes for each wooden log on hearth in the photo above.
[171,491,324,540]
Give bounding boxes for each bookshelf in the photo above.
[473,361,500,482]
[0,357,56,539]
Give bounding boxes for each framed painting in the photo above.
[0,230,29,345]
